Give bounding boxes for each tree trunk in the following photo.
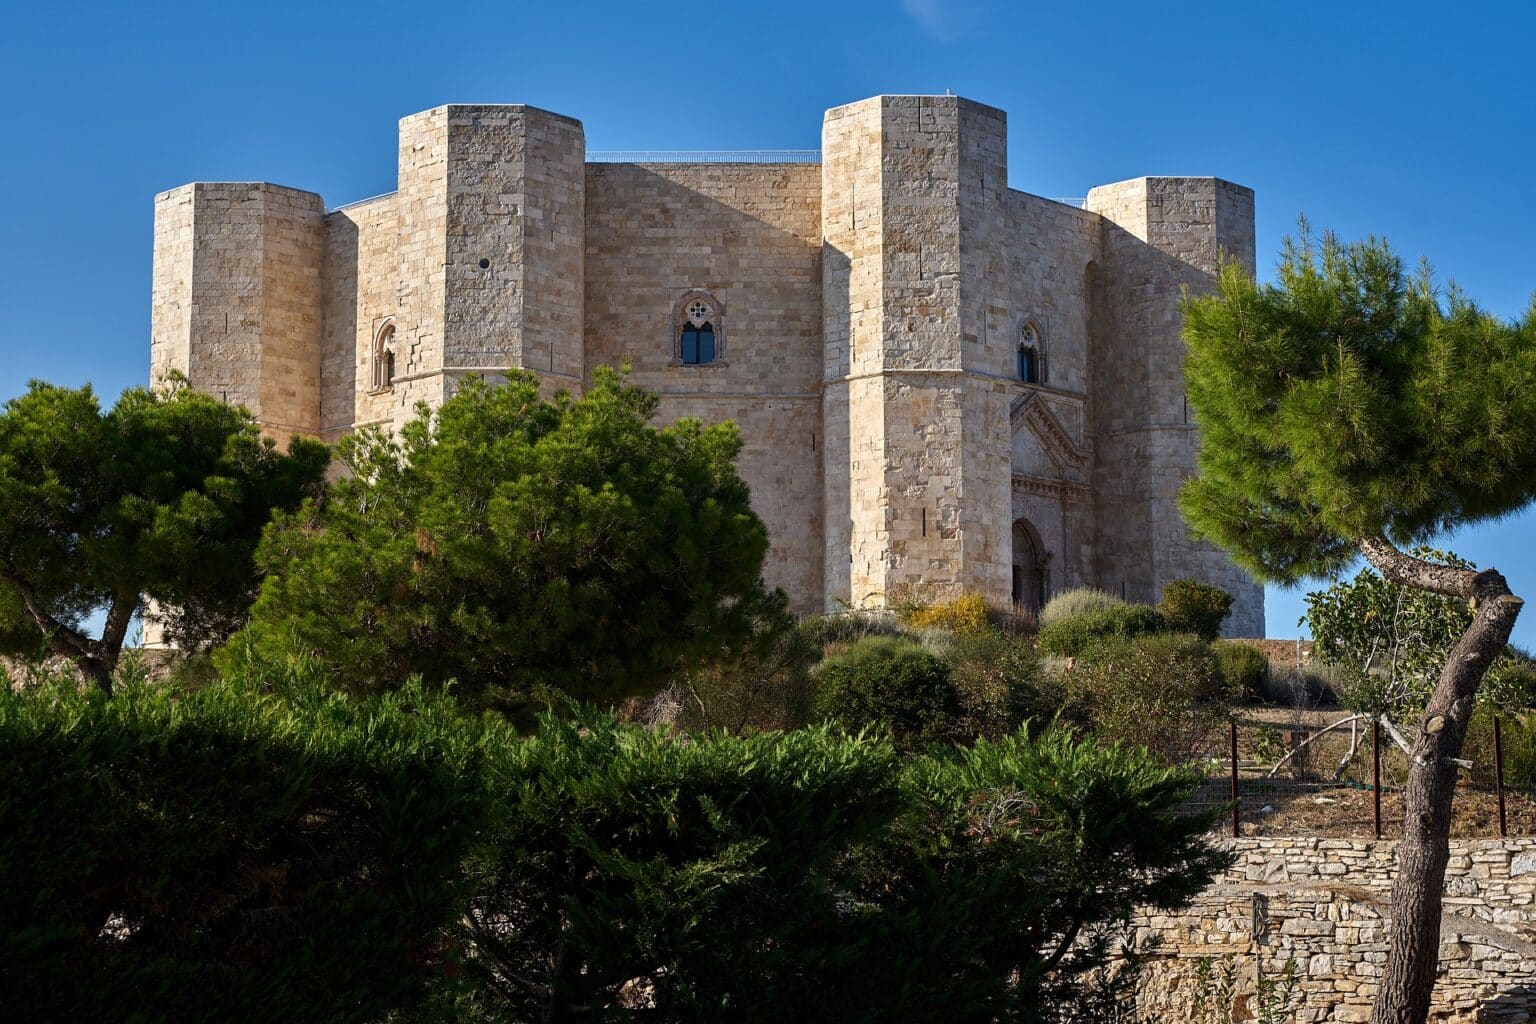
[1359,537,1523,1024]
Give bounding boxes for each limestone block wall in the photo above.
[150,182,325,445]
[584,162,823,608]
[442,106,586,393]
[1132,838,1536,1023]
[321,192,399,442]
[1086,177,1264,636]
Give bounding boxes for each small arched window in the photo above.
[673,292,724,365]
[1018,320,1044,384]
[372,320,397,390]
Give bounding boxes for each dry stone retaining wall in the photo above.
[1132,838,1536,1022]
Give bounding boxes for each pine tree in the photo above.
[0,378,328,691]
[1179,226,1536,1024]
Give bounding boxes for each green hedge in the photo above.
[0,672,500,1024]
[1037,603,1167,657]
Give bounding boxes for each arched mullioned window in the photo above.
[673,291,725,365]
[372,320,397,390]
[1018,319,1045,384]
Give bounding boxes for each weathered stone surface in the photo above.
[1131,838,1536,1022]
[150,93,1265,628]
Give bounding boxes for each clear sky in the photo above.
[2,0,1532,645]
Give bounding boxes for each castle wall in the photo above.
[442,106,586,393]
[1086,177,1264,636]
[150,182,325,444]
[148,95,1267,634]
[1002,189,1102,597]
[584,162,823,609]
[320,192,399,443]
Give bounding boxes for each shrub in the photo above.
[672,607,822,733]
[1158,579,1234,641]
[833,727,1232,1022]
[797,610,908,650]
[457,712,904,1024]
[813,636,961,750]
[1066,633,1235,765]
[921,627,1057,741]
[903,593,993,636]
[0,669,500,1024]
[1214,640,1270,701]
[1037,603,1166,657]
[1040,587,1125,627]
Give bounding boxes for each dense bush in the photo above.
[1066,633,1235,765]
[902,592,993,636]
[1214,640,1270,700]
[1158,579,1234,641]
[226,370,779,712]
[834,728,1232,1021]
[795,610,908,650]
[812,636,962,750]
[456,713,903,1023]
[1037,603,1166,657]
[0,668,500,1024]
[456,714,1228,1024]
[670,607,821,733]
[1039,587,1125,627]
[918,627,1057,741]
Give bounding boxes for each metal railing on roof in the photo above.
[587,150,821,164]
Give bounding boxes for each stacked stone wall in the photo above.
[1133,838,1536,1022]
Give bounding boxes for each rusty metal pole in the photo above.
[1372,717,1383,841]
[1494,715,1508,839]
[1230,719,1241,839]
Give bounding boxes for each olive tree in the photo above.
[1179,227,1536,1024]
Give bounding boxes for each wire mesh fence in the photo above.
[1181,715,1535,839]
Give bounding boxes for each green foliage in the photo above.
[1179,226,1536,583]
[1481,647,1536,713]
[226,369,778,711]
[1037,604,1167,657]
[0,667,499,1024]
[795,611,908,649]
[1067,633,1235,765]
[1159,579,1234,641]
[835,728,1232,1022]
[920,626,1058,742]
[1214,640,1270,701]
[1193,954,1300,1024]
[672,604,821,733]
[0,379,327,686]
[457,711,903,1023]
[1040,587,1126,627]
[1303,547,1475,714]
[812,636,962,750]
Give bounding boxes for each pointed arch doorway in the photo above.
[1012,518,1050,617]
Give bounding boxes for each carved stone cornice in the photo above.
[1010,391,1089,473]
[1012,473,1089,501]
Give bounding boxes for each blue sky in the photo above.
[2,0,1533,645]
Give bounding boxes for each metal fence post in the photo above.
[1230,720,1241,839]
[1494,715,1508,839]
[1372,718,1383,841]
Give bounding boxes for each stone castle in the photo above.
[149,93,1264,635]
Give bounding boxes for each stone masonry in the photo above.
[1132,838,1536,1022]
[149,94,1264,632]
